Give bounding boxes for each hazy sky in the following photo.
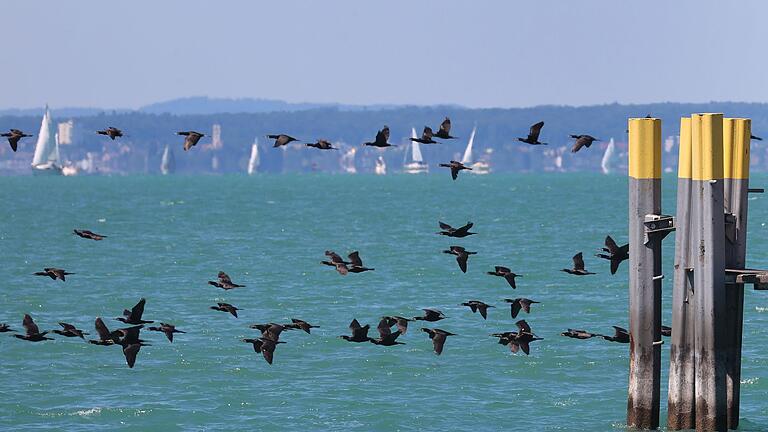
[2,1,766,109]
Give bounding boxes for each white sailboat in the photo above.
[460,126,490,174]
[31,106,63,175]
[375,156,387,175]
[403,127,428,174]
[247,138,260,175]
[601,138,616,174]
[161,144,175,175]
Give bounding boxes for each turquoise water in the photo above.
[1,173,766,431]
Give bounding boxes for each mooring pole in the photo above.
[667,117,695,430]
[691,113,727,431]
[627,117,662,429]
[723,118,750,430]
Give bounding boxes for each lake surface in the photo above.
[1,173,766,431]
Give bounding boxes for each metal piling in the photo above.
[627,118,663,429]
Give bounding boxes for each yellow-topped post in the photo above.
[690,113,727,432]
[668,117,695,430]
[723,118,751,430]
[627,117,663,429]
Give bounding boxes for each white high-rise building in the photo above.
[212,124,223,149]
[57,120,74,145]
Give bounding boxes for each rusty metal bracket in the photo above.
[725,268,768,290]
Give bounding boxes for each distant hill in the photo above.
[0,107,132,117]
[138,97,410,115]
[0,97,415,117]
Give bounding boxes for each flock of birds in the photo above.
[3,115,661,368]
[4,117,602,180]
[1,220,655,368]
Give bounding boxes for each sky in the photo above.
[2,1,767,110]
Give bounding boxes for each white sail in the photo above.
[411,128,423,163]
[161,144,174,175]
[461,126,477,165]
[601,138,615,174]
[247,139,260,175]
[403,127,428,174]
[32,106,59,167]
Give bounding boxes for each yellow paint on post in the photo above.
[723,118,750,180]
[629,118,661,179]
[678,118,692,179]
[723,119,736,180]
[691,113,724,181]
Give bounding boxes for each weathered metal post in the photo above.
[722,118,750,430]
[691,113,727,431]
[627,117,663,429]
[667,117,695,430]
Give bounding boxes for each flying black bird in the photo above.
[661,325,672,337]
[381,316,411,335]
[2,128,32,151]
[116,325,150,368]
[434,117,456,139]
[364,126,395,148]
[595,235,629,275]
[460,300,494,319]
[96,127,123,140]
[33,267,74,281]
[14,314,53,342]
[508,331,542,355]
[602,326,630,343]
[569,134,599,153]
[53,322,89,339]
[439,160,472,180]
[249,323,292,341]
[561,252,595,275]
[210,302,240,318]
[267,134,299,147]
[504,298,540,319]
[413,308,446,322]
[244,337,284,365]
[73,229,107,241]
[517,121,547,145]
[208,271,245,290]
[561,328,599,340]
[370,318,405,346]
[443,245,477,273]
[321,250,350,275]
[347,251,374,273]
[421,328,456,355]
[116,298,154,325]
[177,131,205,151]
[286,318,319,334]
[0,323,14,333]
[147,323,185,343]
[491,320,542,355]
[89,317,118,346]
[340,318,373,342]
[487,266,522,288]
[437,221,476,238]
[409,126,439,144]
[306,139,337,150]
